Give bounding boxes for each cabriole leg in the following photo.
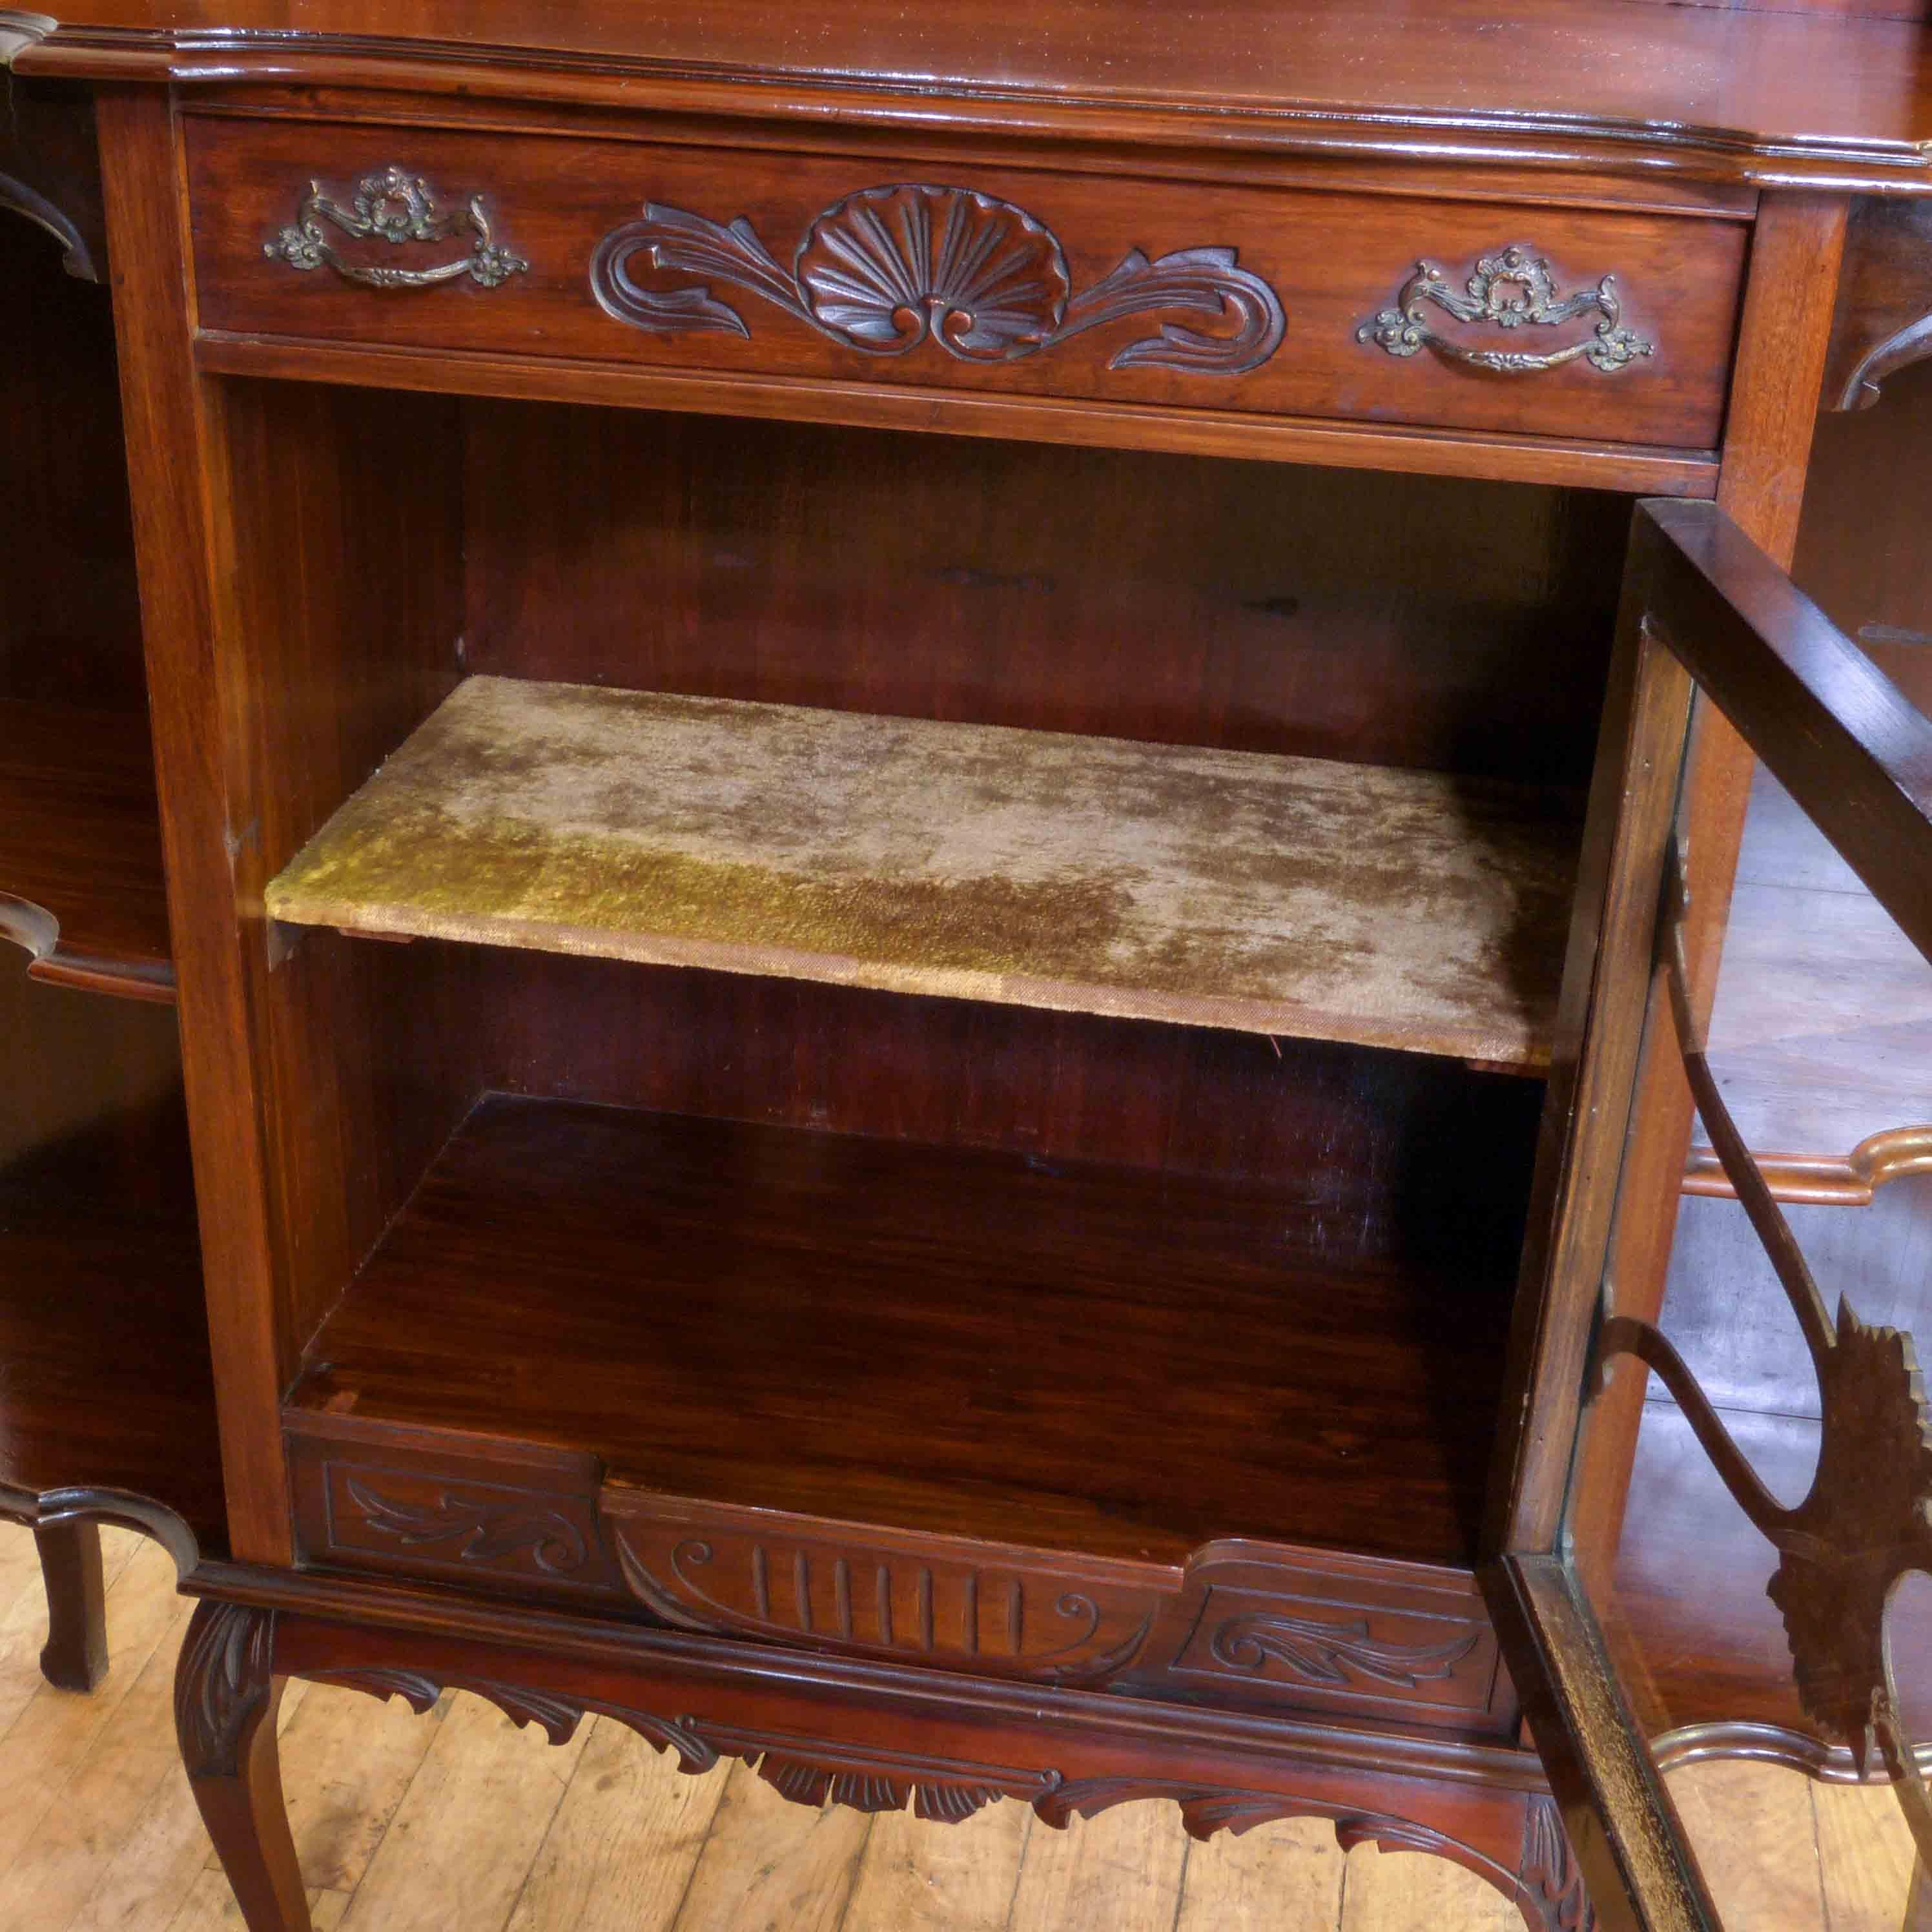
[33,1519,107,1692]
[174,1601,312,1932]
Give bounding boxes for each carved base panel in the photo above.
[189,1582,1589,1931]
[291,1418,1516,1736]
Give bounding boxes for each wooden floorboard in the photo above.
[0,1523,1920,1929]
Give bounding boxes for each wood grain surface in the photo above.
[287,1093,1519,1567]
[186,113,1745,455]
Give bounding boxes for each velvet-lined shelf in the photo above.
[265,675,1579,1070]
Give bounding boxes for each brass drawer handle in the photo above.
[263,165,529,291]
[1357,243,1652,375]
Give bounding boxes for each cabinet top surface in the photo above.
[11,0,1932,188]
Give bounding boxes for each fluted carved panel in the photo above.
[604,1492,1169,1683]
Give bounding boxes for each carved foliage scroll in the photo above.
[591,183,1285,375]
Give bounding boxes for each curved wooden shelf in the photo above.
[0,981,224,1557]
[0,699,174,1001]
[265,676,1579,1071]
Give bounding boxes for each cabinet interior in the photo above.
[233,376,1633,1571]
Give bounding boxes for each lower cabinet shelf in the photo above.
[283,1092,1520,1734]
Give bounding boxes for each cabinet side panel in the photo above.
[97,89,478,1561]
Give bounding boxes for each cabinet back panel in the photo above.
[484,952,1543,1279]
[461,400,1625,786]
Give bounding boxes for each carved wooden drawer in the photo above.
[184,112,1746,455]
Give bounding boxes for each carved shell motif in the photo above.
[796,185,1071,360]
[591,182,1286,376]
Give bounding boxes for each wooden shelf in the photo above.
[266,677,1579,1070]
[288,1094,1516,1568]
[1687,766,1932,1205]
[0,699,173,1001]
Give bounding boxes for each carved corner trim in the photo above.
[175,1602,278,1779]
[591,182,1285,376]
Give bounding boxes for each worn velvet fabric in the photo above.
[267,675,1577,1067]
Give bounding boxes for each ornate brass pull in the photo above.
[1357,243,1652,375]
[263,165,529,291]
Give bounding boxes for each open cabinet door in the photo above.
[1490,498,1932,1931]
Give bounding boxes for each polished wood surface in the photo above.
[0,699,172,998]
[15,0,1932,193]
[289,1093,1517,1568]
[0,971,224,1554]
[185,113,1745,457]
[460,404,1629,783]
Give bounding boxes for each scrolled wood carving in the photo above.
[609,1519,1157,1682]
[340,1472,589,1575]
[591,182,1285,375]
[316,1664,718,1769]
[1209,1608,1480,1689]
[174,1601,278,1779]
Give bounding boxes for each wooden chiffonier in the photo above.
[5,3,1932,1925]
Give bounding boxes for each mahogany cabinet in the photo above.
[4,3,1932,1925]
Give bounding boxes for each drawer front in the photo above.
[187,114,1744,452]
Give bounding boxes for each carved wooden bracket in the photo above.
[591,182,1286,375]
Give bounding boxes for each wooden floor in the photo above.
[0,1526,1919,1931]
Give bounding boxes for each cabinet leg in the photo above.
[174,1601,311,1932]
[34,1519,108,1692]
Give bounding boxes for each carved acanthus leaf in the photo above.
[1514,1796,1596,1932]
[593,183,1284,376]
[1209,1608,1479,1689]
[343,1474,589,1574]
[174,1602,277,1778]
